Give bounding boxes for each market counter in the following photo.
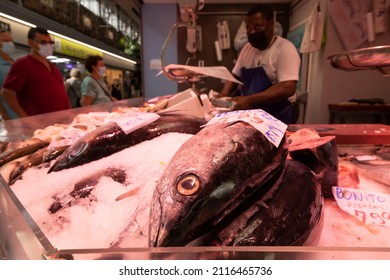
[328,103,390,124]
[1,105,390,260]
[288,123,390,145]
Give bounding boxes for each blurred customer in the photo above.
[80,55,115,106]
[0,29,18,120]
[131,77,141,97]
[65,67,82,108]
[111,78,122,100]
[0,26,70,117]
[123,76,132,99]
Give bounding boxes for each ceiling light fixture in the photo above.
[0,12,137,65]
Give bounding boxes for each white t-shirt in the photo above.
[232,36,301,102]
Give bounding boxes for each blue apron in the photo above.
[238,66,294,124]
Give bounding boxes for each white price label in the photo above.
[112,112,160,134]
[332,186,390,227]
[204,109,287,147]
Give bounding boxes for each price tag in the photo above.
[332,186,390,227]
[111,112,160,134]
[204,109,287,147]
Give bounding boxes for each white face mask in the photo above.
[38,44,53,58]
[1,41,15,55]
[98,66,106,77]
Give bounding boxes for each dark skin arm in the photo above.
[229,80,296,110]
[218,80,239,98]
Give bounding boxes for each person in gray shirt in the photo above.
[80,55,115,106]
[65,67,82,108]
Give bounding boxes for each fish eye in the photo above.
[177,174,200,196]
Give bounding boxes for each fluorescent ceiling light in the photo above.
[0,12,35,28]
[50,58,71,63]
[0,12,137,65]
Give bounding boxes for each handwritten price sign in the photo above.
[332,187,390,227]
[112,112,160,134]
[204,109,287,147]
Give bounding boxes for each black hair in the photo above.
[247,4,274,21]
[27,26,49,40]
[85,55,103,73]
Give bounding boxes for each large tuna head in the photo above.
[149,122,288,247]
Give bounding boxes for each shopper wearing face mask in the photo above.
[0,29,18,120]
[215,4,300,124]
[0,26,70,118]
[80,55,115,106]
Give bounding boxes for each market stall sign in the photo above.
[111,112,160,134]
[333,186,390,228]
[204,109,287,148]
[53,35,102,59]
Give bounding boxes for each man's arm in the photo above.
[233,80,297,110]
[0,88,28,117]
[0,101,10,121]
[216,78,240,98]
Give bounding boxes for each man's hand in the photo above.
[232,95,254,110]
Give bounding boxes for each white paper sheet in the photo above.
[158,64,243,84]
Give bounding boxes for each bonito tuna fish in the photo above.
[149,121,289,247]
[206,160,323,247]
[48,114,206,173]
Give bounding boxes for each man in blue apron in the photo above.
[216,4,301,124]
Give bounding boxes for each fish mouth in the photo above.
[149,192,164,247]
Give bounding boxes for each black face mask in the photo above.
[248,30,269,50]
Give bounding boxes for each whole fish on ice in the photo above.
[48,113,206,173]
[206,160,323,247]
[149,121,288,247]
[7,145,69,185]
[0,138,49,167]
[350,157,390,186]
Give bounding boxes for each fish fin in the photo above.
[115,187,140,201]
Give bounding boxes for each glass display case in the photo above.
[1,100,390,260]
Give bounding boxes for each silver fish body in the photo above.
[9,147,47,185]
[149,122,288,247]
[351,158,390,186]
[0,138,49,167]
[8,145,69,185]
[48,114,206,173]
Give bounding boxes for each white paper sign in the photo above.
[300,8,324,53]
[328,0,371,50]
[332,186,390,228]
[204,109,287,147]
[111,112,160,134]
[158,64,243,84]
